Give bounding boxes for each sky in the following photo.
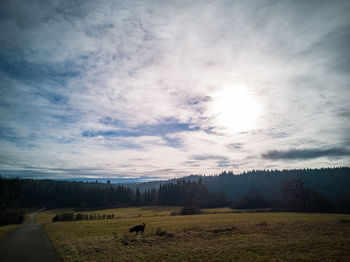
[0,0,350,180]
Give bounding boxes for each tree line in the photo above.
[0,176,224,211]
[204,167,350,212]
[1,167,349,226]
[121,167,350,213]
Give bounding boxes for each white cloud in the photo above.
[1,0,350,179]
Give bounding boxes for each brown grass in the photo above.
[43,207,350,261]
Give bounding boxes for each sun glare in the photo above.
[210,84,261,132]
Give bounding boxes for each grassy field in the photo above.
[42,207,350,262]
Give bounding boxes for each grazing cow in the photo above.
[129,223,145,235]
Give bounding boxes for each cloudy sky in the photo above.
[1,0,350,180]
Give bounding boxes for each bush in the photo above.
[52,212,115,222]
[0,210,25,226]
[52,212,74,222]
[75,213,85,221]
[180,206,200,215]
[52,214,60,222]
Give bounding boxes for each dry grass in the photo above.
[43,207,350,261]
[201,207,235,213]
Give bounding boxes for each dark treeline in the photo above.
[157,178,226,207]
[1,177,133,209]
[127,167,350,213]
[0,177,25,225]
[203,167,350,202]
[201,167,350,212]
[1,167,349,221]
[0,176,224,212]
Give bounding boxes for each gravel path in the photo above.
[0,209,60,262]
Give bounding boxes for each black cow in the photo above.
[129,223,145,235]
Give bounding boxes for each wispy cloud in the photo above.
[0,0,350,179]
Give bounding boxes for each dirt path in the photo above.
[0,209,60,262]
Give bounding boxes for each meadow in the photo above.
[40,207,350,262]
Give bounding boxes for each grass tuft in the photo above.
[256,220,268,226]
[155,227,174,238]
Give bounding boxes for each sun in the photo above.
[209,84,261,132]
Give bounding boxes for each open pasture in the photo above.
[41,207,350,261]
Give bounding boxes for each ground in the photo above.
[0,209,59,262]
[39,207,350,262]
[0,209,34,240]
[0,225,20,240]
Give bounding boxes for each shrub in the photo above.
[180,206,200,215]
[0,210,25,226]
[75,213,85,221]
[52,212,115,222]
[52,212,74,222]
[52,214,60,222]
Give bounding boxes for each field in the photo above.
[41,207,350,262]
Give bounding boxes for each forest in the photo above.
[1,167,349,225]
[134,167,350,212]
[0,176,223,210]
